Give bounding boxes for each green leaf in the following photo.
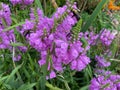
[72,19,82,40]
[102,83,110,89]
[46,82,63,90]
[18,83,36,90]
[3,21,25,32]
[10,42,24,47]
[5,64,22,83]
[79,85,89,90]
[4,84,12,89]
[81,37,88,48]
[81,0,109,32]
[11,17,18,24]
[35,0,43,11]
[0,76,9,82]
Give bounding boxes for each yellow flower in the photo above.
[108,0,120,10]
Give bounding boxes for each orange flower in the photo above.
[108,0,120,10]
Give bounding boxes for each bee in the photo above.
[23,30,34,37]
[67,1,81,21]
[71,8,81,21]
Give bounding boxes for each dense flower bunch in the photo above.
[78,31,98,45]
[19,3,92,79]
[88,28,117,89]
[94,69,112,75]
[10,0,34,5]
[95,55,111,68]
[100,29,116,46]
[0,3,27,61]
[93,29,117,68]
[8,0,117,79]
[0,3,14,49]
[89,74,120,90]
[0,3,12,26]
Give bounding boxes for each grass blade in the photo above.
[81,0,109,32]
[46,82,63,90]
[3,21,25,32]
[35,0,43,11]
[18,83,36,90]
[5,64,23,83]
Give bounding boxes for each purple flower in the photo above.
[23,0,34,5]
[69,47,79,59]
[10,0,34,5]
[20,20,35,37]
[70,55,90,71]
[49,71,56,79]
[52,56,63,71]
[38,59,46,67]
[0,3,12,26]
[95,55,111,68]
[0,32,10,49]
[89,74,120,90]
[13,55,21,61]
[17,46,27,52]
[100,29,116,46]
[52,5,67,19]
[10,0,22,5]
[55,40,68,59]
[77,59,86,71]
[70,60,77,70]
[80,55,90,65]
[23,20,35,30]
[38,51,47,67]
[94,69,112,75]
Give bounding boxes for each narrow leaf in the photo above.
[46,82,63,90]
[10,42,24,47]
[3,21,25,32]
[35,0,43,11]
[5,64,22,83]
[18,83,36,90]
[81,0,109,32]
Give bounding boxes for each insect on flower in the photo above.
[23,29,34,37]
[71,8,81,20]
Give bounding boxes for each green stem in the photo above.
[64,80,71,90]
[12,42,24,84]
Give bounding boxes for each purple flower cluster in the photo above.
[70,54,90,71]
[95,55,111,68]
[94,69,112,75]
[89,29,118,89]
[81,30,116,70]
[0,3,12,26]
[46,71,56,80]
[0,3,14,49]
[100,29,116,46]
[78,31,98,45]
[20,4,117,79]
[79,29,116,47]
[10,0,34,5]
[19,4,91,79]
[0,3,27,61]
[89,74,120,90]
[78,29,116,47]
